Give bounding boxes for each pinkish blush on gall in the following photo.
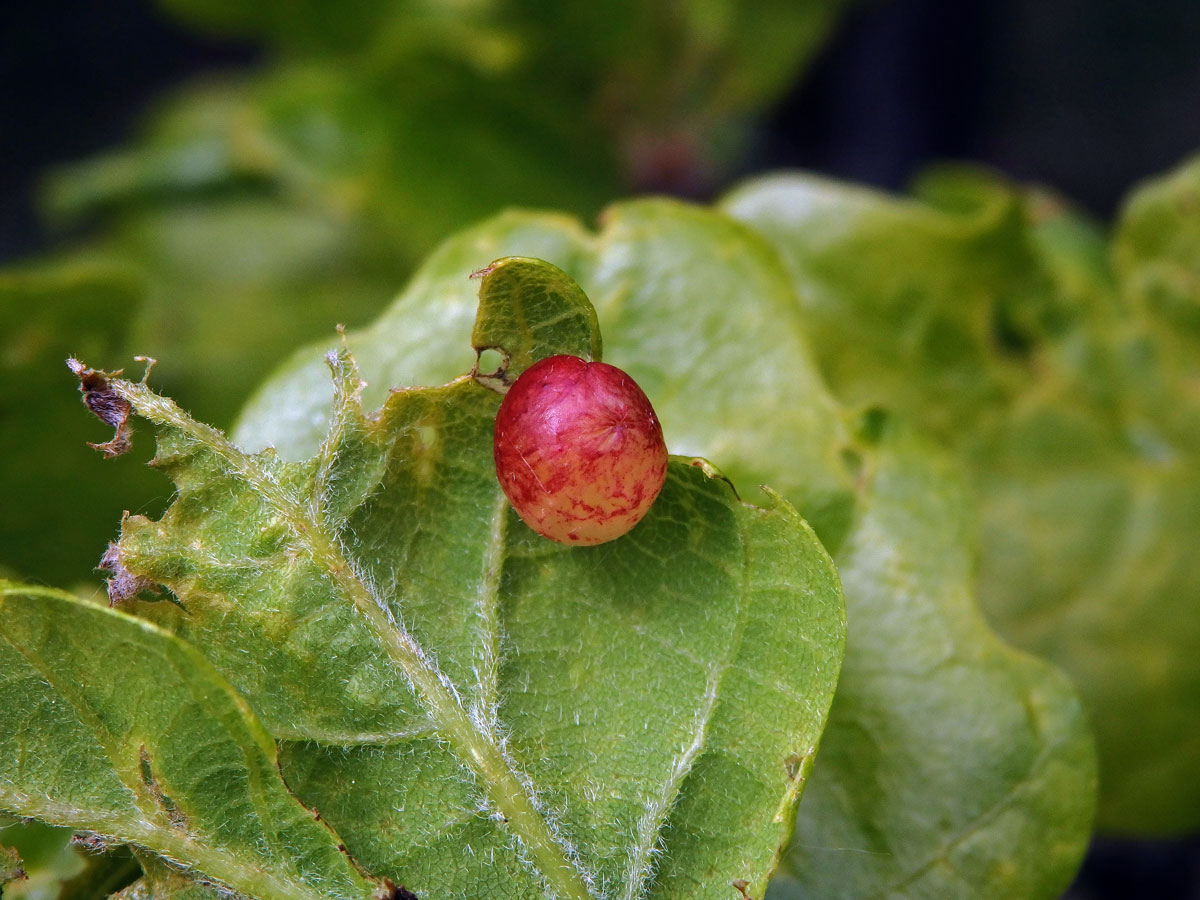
[493,355,668,545]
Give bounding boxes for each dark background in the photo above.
[0,0,253,264]
[2,0,1200,896]
[7,0,1200,264]
[762,0,1200,220]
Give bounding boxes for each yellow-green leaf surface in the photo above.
[974,160,1200,833]
[235,202,1097,897]
[0,583,381,900]
[721,169,1054,440]
[724,161,1200,833]
[1115,154,1200,346]
[767,423,1096,900]
[32,264,846,900]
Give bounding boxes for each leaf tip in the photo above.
[324,344,369,411]
[132,355,157,383]
[685,456,741,500]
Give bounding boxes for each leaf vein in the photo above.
[118,379,596,900]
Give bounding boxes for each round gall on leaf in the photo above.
[493,355,669,545]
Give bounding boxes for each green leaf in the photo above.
[55,275,845,899]
[724,163,1200,834]
[46,62,618,257]
[963,297,1200,834]
[508,0,855,180]
[1113,153,1200,341]
[0,582,382,900]
[149,0,851,154]
[236,201,856,548]
[25,0,858,430]
[720,170,1053,439]
[237,202,1097,896]
[767,422,1096,900]
[968,375,1200,835]
[911,165,1120,332]
[471,256,603,382]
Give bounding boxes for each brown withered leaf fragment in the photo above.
[98,541,158,607]
[67,357,132,457]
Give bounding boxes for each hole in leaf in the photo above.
[476,348,506,375]
[137,749,153,789]
[138,747,186,829]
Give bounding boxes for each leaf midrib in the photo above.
[118,380,595,900]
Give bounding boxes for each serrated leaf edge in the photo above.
[109,371,597,900]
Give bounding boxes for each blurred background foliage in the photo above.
[722,159,1200,837]
[1,0,851,589]
[3,0,1200,898]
